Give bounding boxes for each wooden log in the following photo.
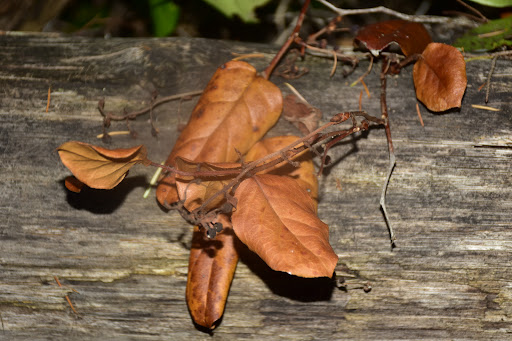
[1,32,511,340]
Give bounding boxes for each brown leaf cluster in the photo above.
[56,60,339,329]
[159,61,336,328]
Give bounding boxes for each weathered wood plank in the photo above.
[1,32,511,340]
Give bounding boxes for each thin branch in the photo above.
[98,90,203,122]
[380,59,396,247]
[380,152,396,246]
[455,0,488,22]
[263,0,311,79]
[317,0,454,23]
[46,86,51,112]
[351,55,373,87]
[295,39,359,67]
[307,15,344,43]
[54,276,80,316]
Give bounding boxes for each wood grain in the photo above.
[1,32,511,340]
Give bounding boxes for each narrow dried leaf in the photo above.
[232,174,338,278]
[186,216,239,329]
[355,20,432,56]
[244,136,318,209]
[157,60,282,206]
[174,157,241,211]
[413,43,467,112]
[57,141,148,189]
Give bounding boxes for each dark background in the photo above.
[0,0,506,43]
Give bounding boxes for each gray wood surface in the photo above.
[1,32,511,340]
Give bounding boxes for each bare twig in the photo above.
[307,16,344,44]
[54,276,80,316]
[416,102,425,127]
[317,0,454,24]
[231,52,266,61]
[98,90,203,128]
[263,0,311,79]
[46,86,51,113]
[379,59,396,247]
[294,39,359,70]
[471,104,500,111]
[455,0,488,22]
[330,50,338,77]
[351,55,373,88]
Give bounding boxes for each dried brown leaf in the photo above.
[186,216,239,329]
[57,141,148,189]
[157,60,282,206]
[413,43,467,112]
[282,94,322,135]
[355,19,432,57]
[232,174,338,278]
[244,136,318,209]
[64,176,85,193]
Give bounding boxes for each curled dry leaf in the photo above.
[413,43,467,112]
[174,157,241,212]
[232,174,338,278]
[57,141,149,189]
[156,60,282,207]
[64,176,85,193]
[186,215,239,330]
[244,135,318,209]
[354,19,432,57]
[282,94,322,135]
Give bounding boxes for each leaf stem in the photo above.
[380,59,396,248]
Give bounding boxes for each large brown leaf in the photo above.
[244,136,318,209]
[57,141,148,189]
[186,215,239,330]
[232,174,338,278]
[413,43,467,112]
[355,19,432,57]
[156,60,282,207]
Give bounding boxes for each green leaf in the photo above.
[149,0,180,37]
[465,0,512,7]
[454,17,512,52]
[201,0,271,23]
